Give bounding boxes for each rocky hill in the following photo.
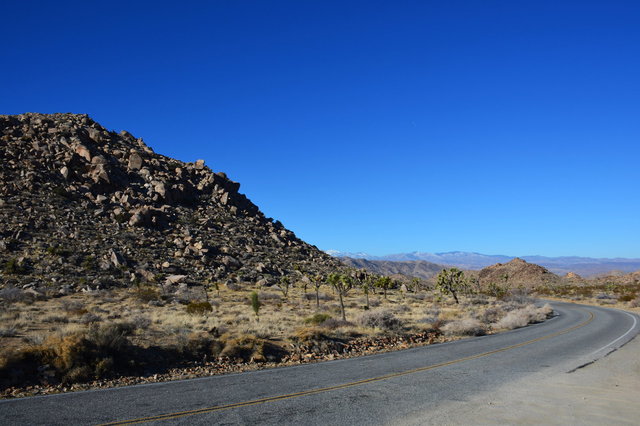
[0,113,342,294]
[339,257,444,280]
[477,258,560,289]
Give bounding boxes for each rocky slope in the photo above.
[0,113,342,294]
[477,258,560,289]
[339,257,444,280]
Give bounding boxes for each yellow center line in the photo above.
[101,311,595,425]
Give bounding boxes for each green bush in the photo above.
[81,255,96,271]
[3,258,27,275]
[304,313,332,325]
[486,282,508,299]
[52,185,70,199]
[249,291,261,318]
[46,245,70,257]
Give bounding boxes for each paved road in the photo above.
[1,302,638,425]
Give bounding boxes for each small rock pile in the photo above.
[0,113,342,294]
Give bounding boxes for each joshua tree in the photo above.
[375,276,392,300]
[312,274,324,308]
[435,267,467,304]
[278,276,291,299]
[249,291,261,319]
[350,269,371,309]
[411,277,421,293]
[328,273,353,320]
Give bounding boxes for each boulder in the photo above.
[165,274,187,285]
[128,152,143,170]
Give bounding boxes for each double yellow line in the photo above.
[102,310,594,425]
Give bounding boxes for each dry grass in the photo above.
[0,282,558,389]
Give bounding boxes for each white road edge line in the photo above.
[588,310,638,356]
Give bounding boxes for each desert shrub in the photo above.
[319,318,353,330]
[392,304,411,313]
[465,295,489,305]
[478,307,503,324]
[52,185,70,199]
[45,323,132,383]
[3,258,27,275]
[595,292,614,300]
[81,255,97,271]
[218,333,284,362]
[304,292,334,301]
[442,318,487,336]
[186,300,213,315]
[133,286,161,302]
[0,324,18,337]
[486,282,508,299]
[304,313,332,325]
[258,291,282,301]
[131,315,151,329]
[178,333,217,359]
[618,293,637,303]
[368,298,381,308]
[46,245,70,257]
[291,327,345,354]
[42,315,69,324]
[61,299,88,316]
[494,304,553,330]
[0,286,28,304]
[79,313,101,324]
[0,322,145,387]
[357,309,403,331]
[505,288,533,304]
[419,307,441,324]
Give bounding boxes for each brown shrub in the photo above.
[442,318,487,336]
[133,286,161,303]
[357,309,403,331]
[219,333,284,363]
[186,300,213,315]
[618,293,637,303]
[494,304,553,331]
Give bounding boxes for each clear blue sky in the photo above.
[2,1,639,258]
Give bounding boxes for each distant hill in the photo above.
[339,257,445,280]
[327,250,640,277]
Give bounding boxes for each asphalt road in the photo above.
[1,301,638,425]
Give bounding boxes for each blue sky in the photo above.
[2,1,639,258]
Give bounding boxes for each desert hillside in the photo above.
[0,113,342,294]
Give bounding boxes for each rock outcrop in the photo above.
[0,113,342,293]
[477,258,560,289]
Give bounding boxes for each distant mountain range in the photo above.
[339,258,444,280]
[326,250,640,277]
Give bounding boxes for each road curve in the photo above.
[1,301,638,425]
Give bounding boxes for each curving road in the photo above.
[1,301,638,425]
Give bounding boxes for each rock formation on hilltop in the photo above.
[0,113,341,294]
[477,258,560,289]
